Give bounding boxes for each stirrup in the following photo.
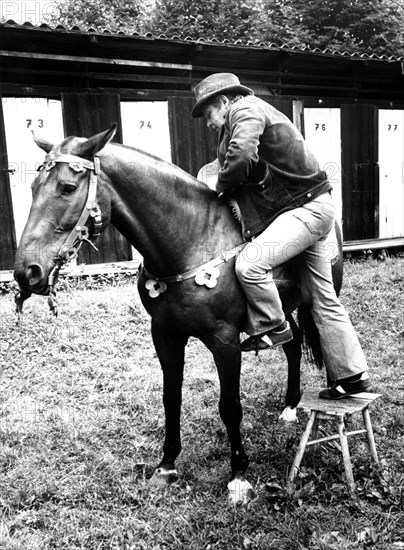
[241,322,293,355]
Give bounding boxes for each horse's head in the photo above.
[13,125,117,297]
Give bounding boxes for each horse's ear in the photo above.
[76,124,117,159]
[32,131,55,153]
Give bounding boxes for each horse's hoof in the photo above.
[150,467,178,486]
[279,406,297,423]
[228,478,255,505]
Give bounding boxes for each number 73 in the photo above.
[26,119,44,128]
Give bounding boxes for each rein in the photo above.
[15,151,103,317]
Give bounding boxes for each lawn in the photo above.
[0,254,403,550]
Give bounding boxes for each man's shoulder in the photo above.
[228,97,295,132]
[226,96,267,123]
[229,95,264,111]
[230,96,289,117]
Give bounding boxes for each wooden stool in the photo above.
[287,387,381,494]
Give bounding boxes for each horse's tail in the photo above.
[297,304,324,369]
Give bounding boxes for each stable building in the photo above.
[1,20,404,273]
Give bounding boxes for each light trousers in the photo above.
[235,192,368,381]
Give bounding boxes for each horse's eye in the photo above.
[61,183,77,196]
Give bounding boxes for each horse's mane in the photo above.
[110,142,200,183]
[108,142,217,201]
[112,142,173,166]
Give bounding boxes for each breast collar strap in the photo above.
[142,242,247,284]
[42,152,102,291]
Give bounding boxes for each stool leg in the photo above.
[311,417,320,443]
[362,406,379,465]
[287,411,317,492]
[337,415,355,495]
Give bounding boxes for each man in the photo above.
[192,73,372,400]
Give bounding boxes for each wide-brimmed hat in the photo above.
[191,73,253,118]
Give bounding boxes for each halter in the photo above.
[15,151,103,317]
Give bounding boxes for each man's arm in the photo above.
[217,102,266,193]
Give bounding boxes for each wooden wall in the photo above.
[0,100,17,271]
[0,93,399,271]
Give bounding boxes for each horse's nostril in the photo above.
[26,263,44,286]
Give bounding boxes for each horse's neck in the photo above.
[102,145,241,276]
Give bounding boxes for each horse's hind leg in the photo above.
[281,314,303,413]
[149,322,188,486]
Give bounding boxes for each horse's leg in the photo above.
[279,313,303,422]
[149,322,188,486]
[200,327,252,503]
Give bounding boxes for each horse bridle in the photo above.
[15,151,103,317]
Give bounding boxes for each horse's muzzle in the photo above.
[14,262,49,294]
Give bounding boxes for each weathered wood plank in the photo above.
[343,236,404,251]
[0,50,192,71]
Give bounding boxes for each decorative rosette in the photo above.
[195,266,220,288]
[145,279,168,298]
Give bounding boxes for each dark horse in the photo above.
[14,125,342,502]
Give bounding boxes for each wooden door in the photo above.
[341,105,379,241]
[2,98,64,246]
[378,109,404,238]
[62,92,132,264]
[304,107,342,228]
[168,96,217,177]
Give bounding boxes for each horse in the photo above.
[13,124,343,502]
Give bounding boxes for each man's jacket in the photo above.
[216,96,332,239]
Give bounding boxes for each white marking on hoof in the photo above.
[150,467,178,486]
[228,479,254,505]
[279,406,297,422]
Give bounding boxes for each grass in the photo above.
[0,255,403,549]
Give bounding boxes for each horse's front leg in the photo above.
[149,321,188,486]
[201,327,252,504]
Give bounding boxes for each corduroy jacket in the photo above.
[216,96,332,239]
